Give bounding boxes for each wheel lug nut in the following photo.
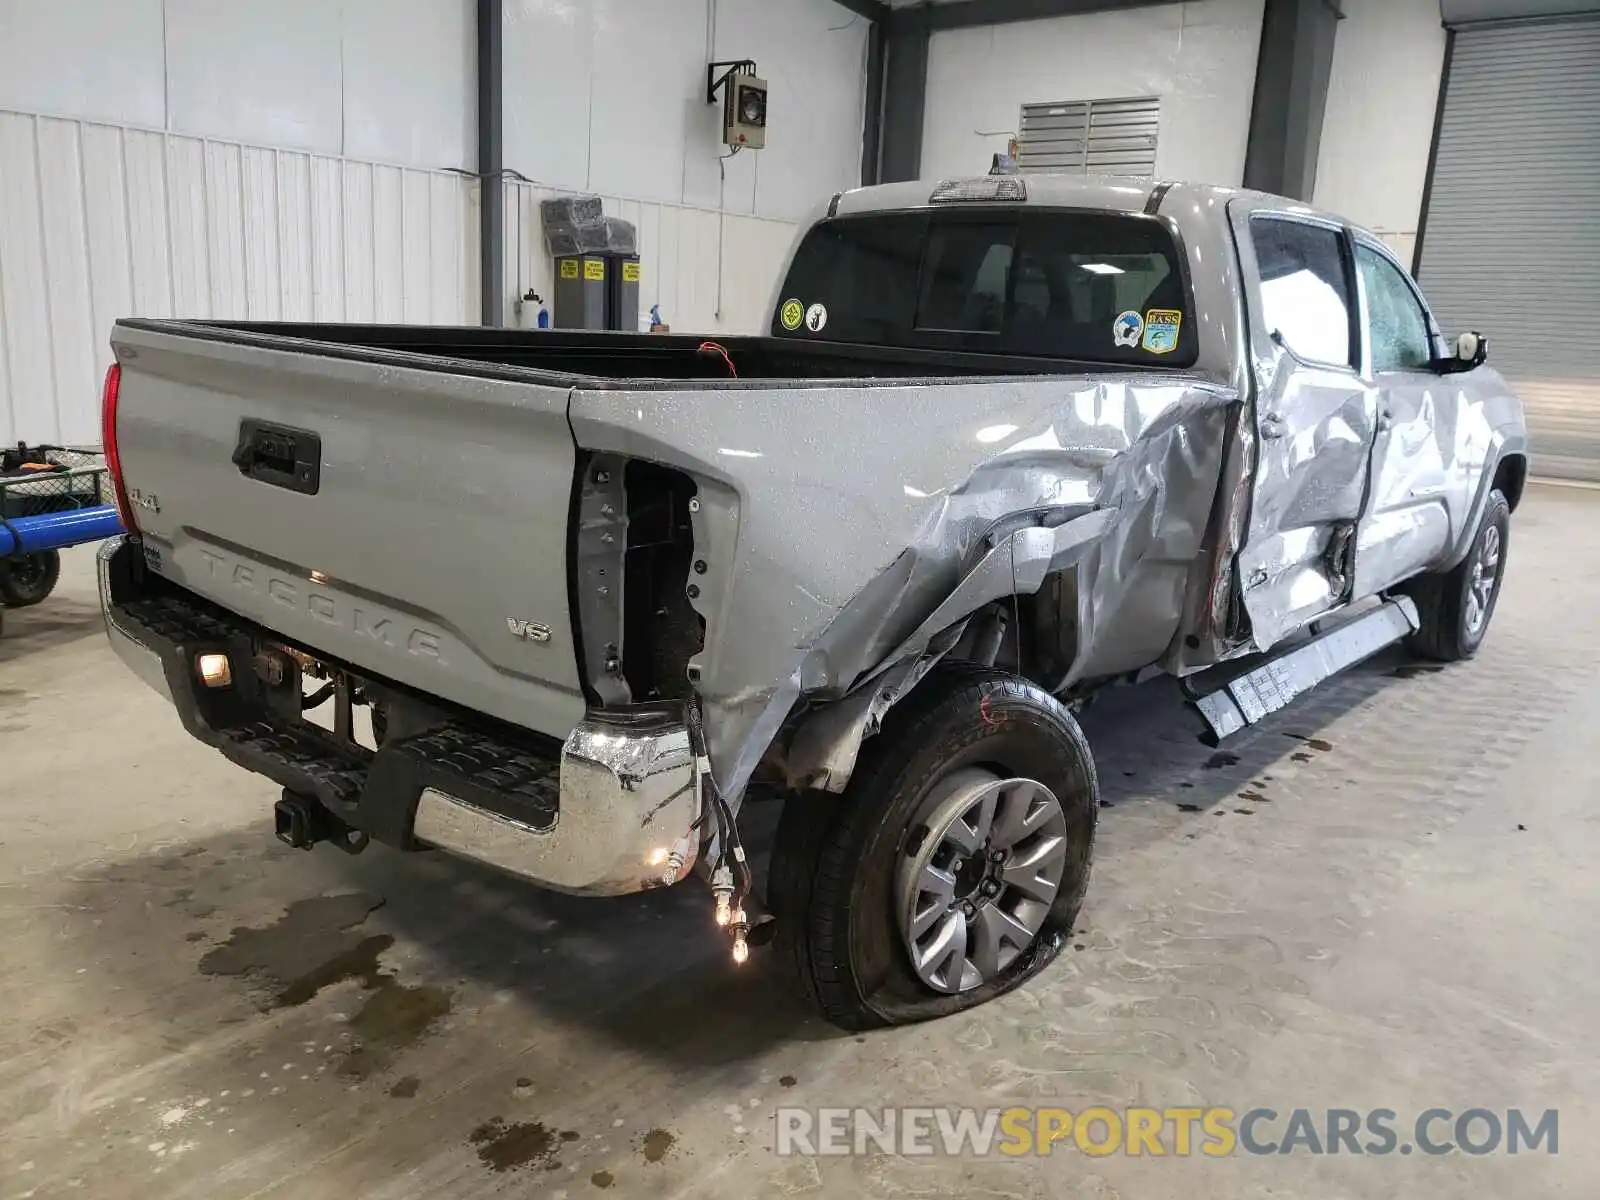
[949,857,965,873]
[989,849,1005,863]
[960,901,976,918]
[982,880,1000,897]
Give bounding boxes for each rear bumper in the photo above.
[98,536,702,896]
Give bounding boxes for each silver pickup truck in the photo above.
[98,175,1525,1029]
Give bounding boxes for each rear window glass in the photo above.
[772,208,1195,366]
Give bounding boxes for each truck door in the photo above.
[1228,205,1378,651]
[1349,238,1456,597]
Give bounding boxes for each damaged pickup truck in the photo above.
[98,175,1526,1029]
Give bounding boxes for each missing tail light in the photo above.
[571,454,705,707]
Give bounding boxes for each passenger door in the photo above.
[1350,240,1455,597]
[1229,206,1378,651]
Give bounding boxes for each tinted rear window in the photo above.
[772,208,1195,366]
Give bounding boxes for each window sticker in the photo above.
[1112,310,1145,348]
[805,302,828,333]
[1141,308,1182,355]
[780,298,805,330]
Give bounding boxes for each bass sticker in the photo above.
[1112,310,1144,348]
[805,302,828,333]
[1141,308,1182,355]
[780,298,805,330]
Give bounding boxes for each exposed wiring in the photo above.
[441,166,534,184]
[697,341,737,377]
[685,698,752,913]
[715,146,742,321]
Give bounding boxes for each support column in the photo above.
[861,18,887,185]
[477,0,504,326]
[1242,0,1343,201]
[879,6,932,183]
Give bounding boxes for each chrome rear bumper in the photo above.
[98,535,703,896]
[412,713,702,896]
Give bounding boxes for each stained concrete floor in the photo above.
[3,484,1598,1200]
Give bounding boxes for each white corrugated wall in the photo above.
[0,109,480,446]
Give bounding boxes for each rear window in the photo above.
[772,208,1195,366]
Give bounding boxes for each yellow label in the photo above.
[559,259,579,280]
[622,261,641,283]
[1141,308,1182,354]
[583,259,605,281]
[780,298,805,331]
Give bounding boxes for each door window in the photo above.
[1250,217,1355,368]
[1357,245,1434,373]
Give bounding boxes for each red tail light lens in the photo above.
[101,362,138,533]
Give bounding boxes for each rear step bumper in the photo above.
[97,537,702,896]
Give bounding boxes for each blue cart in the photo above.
[0,445,124,635]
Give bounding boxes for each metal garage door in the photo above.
[1416,17,1600,481]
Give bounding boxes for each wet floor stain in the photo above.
[389,1076,421,1099]
[1204,752,1241,770]
[1291,751,1314,763]
[1284,733,1334,752]
[779,1075,797,1088]
[185,931,206,943]
[591,1170,615,1188]
[1233,808,1256,815]
[470,1118,561,1172]
[197,892,449,1075]
[339,979,452,1079]
[1177,803,1203,813]
[1238,789,1270,803]
[198,893,387,1004]
[639,1128,676,1164]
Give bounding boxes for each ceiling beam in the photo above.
[922,0,1188,32]
[832,0,892,21]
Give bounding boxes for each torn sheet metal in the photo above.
[569,374,1239,803]
[1225,201,1528,652]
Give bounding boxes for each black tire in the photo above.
[768,664,1097,1030]
[0,550,62,608]
[1400,488,1510,662]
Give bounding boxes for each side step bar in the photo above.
[1187,597,1420,743]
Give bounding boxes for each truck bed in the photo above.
[108,315,1234,788]
[121,319,1187,385]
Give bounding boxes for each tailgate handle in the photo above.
[231,420,321,495]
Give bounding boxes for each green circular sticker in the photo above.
[780,298,804,331]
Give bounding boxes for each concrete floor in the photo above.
[3,485,1598,1199]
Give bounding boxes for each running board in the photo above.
[1188,597,1419,743]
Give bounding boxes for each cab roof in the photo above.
[829,174,1344,228]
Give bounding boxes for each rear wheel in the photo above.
[1401,489,1510,662]
[769,666,1097,1030]
[0,550,62,608]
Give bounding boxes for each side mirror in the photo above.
[1455,330,1488,369]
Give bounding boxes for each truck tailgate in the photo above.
[111,321,588,739]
